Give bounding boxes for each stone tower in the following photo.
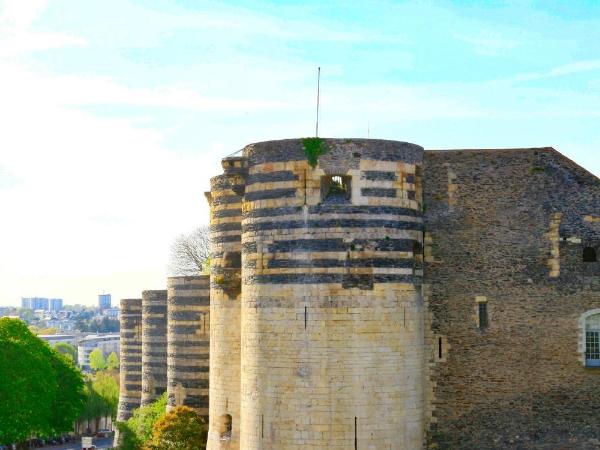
[205,164,245,448]
[206,138,426,449]
[167,275,211,417]
[116,298,143,421]
[141,289,168,406]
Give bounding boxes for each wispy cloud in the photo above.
[0,32,86,57]
[453,31,521,55]
[511,59,600,83]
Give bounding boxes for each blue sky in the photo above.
[1,0,599,305]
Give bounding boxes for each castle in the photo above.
[117,138,600,449]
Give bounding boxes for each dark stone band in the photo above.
[244,238,416,254]
[362,170,397,181]
[246,170,298,185]
[242,218,423,233]
[262,257,415,269]
[361,187,397,198]
[245,273,419,285]
[245,188,297,202]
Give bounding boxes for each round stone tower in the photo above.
[205,160,245,449]
[167,275,210,417]
[115,298,143,447]
[141,289,168,406]
[235,138,426,449]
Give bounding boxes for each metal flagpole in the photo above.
[316,67,320,137]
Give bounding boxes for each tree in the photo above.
[168,226,210,276]
[107,351,120,370]
[89,348,107,371]
[49,352,87,434]
[93,371,119,428]
[0,318,85,445]
[145,406,207,450]
[116,392,168,450]
[79,380,105,433]
[54,342,78,363]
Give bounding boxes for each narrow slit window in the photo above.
[478,302,488,330]
[304,306,307,330]
[354,417,358,450]
[321,175,351,204]
[583,247,597,262]
[438,337,443,359]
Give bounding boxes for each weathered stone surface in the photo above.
[167,275,210,418]
[206,174,243,450]
[208,138,426,450]
[141,289,168,406]
[424,148,600,450]
[116,298,142,421]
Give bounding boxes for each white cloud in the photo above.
[0,0,48,31]
[501,59,600,84]
[0,31,86,57]
[0,60,223,305]
[453,31,520,55]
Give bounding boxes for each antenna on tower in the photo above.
[315,67,321,137]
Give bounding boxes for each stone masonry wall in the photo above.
[423,148,600,449]
[206,170,243,450]
[116,298,143,421]
[141,289,168,406]
[167,275,210,417]
[236,139,427,449]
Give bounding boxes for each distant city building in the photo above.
[98,294,112,309]
[39,334,78,347]
[21,297,50,310]
[20,297,63,311]
[102,308,120,318]
[77,333,120,370]
[46,319,76,332]
[50,298,63,311]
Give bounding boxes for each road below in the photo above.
[35,436,114,449]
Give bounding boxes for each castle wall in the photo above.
[238,139,426,449]
[141,289,168,406]
[167,275,210,417]
[206,172,243,450]
[423,148,600,449]
[116,298,143,421]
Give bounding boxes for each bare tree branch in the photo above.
[168,226,211,276]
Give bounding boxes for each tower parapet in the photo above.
[141,289,168,406]
[167,275,211,417]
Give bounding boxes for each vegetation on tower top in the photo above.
[302,137,327,168]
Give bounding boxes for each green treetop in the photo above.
[107,351,119,370]
[146,406,207,450]
[89,348,107,371]
[54,341,78,363]
[0,318,85,445]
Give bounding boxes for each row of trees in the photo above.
[78,371,119,432]
[117,393,207,450]
[89,348,119,371]
[0,318,86,445]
